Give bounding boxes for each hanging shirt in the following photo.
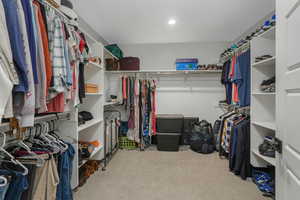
[229,55,236,79]
[2,0,29,92]
[223,60,232,105]
[151,80,157,135]
[16,0,35,127]
[0,61,13,122]
[33,3,48,113]
[0,0,19,85]
[20,0,39,84]
[47,93,65,113]
[33,1,52,92]
[47,10,67,97]
[232,54,242,105]
[236,50,251,107]
[122,76,127,100]
[62,23,72,87]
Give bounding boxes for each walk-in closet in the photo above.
[0,0,299,200]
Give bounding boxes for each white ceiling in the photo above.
[73,0,275,44]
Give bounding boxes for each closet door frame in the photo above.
[276,0,300,199]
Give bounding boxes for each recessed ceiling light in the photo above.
[168,19,176,25]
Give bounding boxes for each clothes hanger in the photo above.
[49,120,68,151]
[0,176,7,187]
[29,124,50,148]
[39,122,61,153]
[45,121,68,152]
[5,138,45,167]
[0,132,29,175]
[219,109,235,119]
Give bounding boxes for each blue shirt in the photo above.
[235,50,251,107]
[20,0,39,84]
[224,61,232,105]
[2,0,28,92]
[0,169,28,200]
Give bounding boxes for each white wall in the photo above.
[106,42,228,123]
[155,74,226,123]
[120,42,229,70]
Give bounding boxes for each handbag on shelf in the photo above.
[119,57,140,71]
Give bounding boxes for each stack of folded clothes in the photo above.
[260,76,275,93]
[78,140,101,165]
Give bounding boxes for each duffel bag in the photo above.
[119,57,140,71]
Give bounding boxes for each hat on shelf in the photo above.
[60,0,78,21]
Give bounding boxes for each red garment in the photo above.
[230,55,236,79]
[151,80,157,135]
[71,63,76,100]
[79,33,86,53]
[47,93,65,113]
[122,76,127,99]
[233,83,239,103]
[15,151,50,157]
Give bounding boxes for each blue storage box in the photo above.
[176,63,198,70]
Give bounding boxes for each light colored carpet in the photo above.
[74,150,268,200]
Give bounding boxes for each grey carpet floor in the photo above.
[74,150,268,200]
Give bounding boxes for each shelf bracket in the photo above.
[184,71,188,82]
[275,137,282,154]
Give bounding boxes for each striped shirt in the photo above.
[47,11,67,97]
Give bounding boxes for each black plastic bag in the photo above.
[190,120,215,154]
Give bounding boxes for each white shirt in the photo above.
[0,61,13,123]
[16,0,35,127]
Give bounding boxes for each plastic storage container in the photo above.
[176,58,199,63]
[156,114,184,133]
[176,63,198,70]
[157,133,181,151]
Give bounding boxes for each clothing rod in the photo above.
[0,112,71,133]
[220,42,250,63]
[36,0,100,42]
[106,70,222,75]
[36,0,71,24]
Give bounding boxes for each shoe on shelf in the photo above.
[270,15,276,26]
[254,28,263,36]
[261,76,275,86]
[255,55,273,63]
[262,20,271,31]
[259,136,276,158]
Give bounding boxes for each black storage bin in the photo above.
[181,117,199,145]
[156,114,184,133]
[151,135,158,145]
[157,133,181,151]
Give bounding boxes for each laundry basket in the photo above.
[119,137,137,150]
